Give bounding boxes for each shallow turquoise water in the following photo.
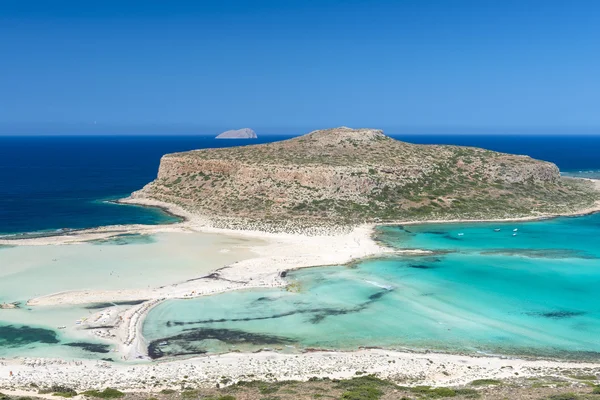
[144,214,600,360]
[0,231,258,360]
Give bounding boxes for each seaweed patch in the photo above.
[0,325,60,347]
[64,342,111,353]
[526,310,586,319]
[407,264,436,270]
[148,328,293,359]
[166,289,392,329]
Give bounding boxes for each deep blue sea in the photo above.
[1,134,599,235]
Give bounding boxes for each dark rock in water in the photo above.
[215,128,257,139]
[0,324,59,346]
[148,328,292,359]
[280,270,288,278]
[64,342,111,353]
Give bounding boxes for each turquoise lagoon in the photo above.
[0,232,258,359]
[143,214,600,361]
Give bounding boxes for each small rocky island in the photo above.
[134,127,598,230]
[215,128,257,139]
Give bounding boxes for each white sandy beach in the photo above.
[2,187,600,392]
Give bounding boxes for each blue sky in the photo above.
[1,0,599,135]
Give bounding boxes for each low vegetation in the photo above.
[81,388,125,399]
[3,374,600,400]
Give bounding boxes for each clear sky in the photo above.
[1,0,599,135]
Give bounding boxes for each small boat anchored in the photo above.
[513,228,518,232]
[457,233,464,236]
[494,229,501,232]
[158,341,168,347]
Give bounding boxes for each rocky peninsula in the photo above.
[134,127,599,232]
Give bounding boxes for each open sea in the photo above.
[1,133,600,361]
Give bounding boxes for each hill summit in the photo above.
[133,127,597,230]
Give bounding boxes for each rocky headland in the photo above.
[133,127,599,231]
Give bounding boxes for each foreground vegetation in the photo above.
[3,374,600,400]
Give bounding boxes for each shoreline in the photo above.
[2,181,600,390]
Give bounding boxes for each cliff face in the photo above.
[133,127,597,227]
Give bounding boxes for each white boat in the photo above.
[513,233,517,236]
[457,233,464,236]
[513,228,518,232]
[494,229,501,232]
[159,341,168,346]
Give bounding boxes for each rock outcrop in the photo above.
[215,128,257,139]
[133,127,598,229]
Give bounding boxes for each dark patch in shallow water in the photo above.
[64,342,111,353]
[84,300,148,309]
[0,325,59,347]
[526,310,586,319]
[368,291,387,300]
[442,235,462,241]
[252,296,277,304]
[407,264,436,270]
[481,248,597,259]
[166,289,393,328]
[148,328,293,359]
[88,233,156,246]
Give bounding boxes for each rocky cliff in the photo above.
[133,127,598,229]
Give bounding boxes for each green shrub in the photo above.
[454,388,480,398]
[429,387,456,397]
[53,392,77,398]
[569,375,597,381]
[181,390,198,399]
[341,386,383,400]
[546,394,581,400]
[593,385,600,394]
[470,379,502,386]
[82,388,125,399]
[160,389,176,394]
